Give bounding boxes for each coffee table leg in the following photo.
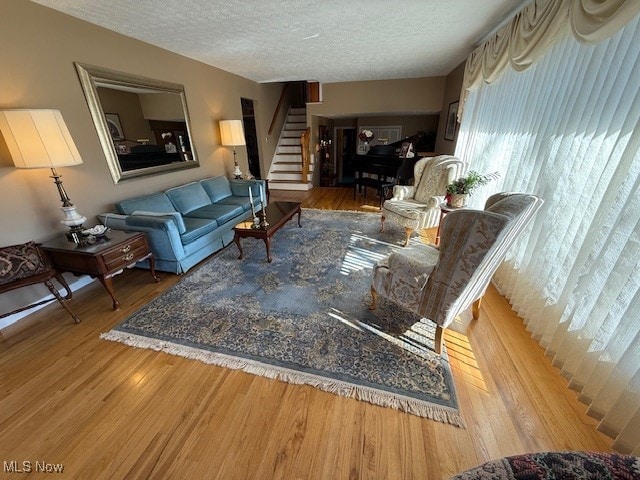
[297,208,302,227]
[264,237,272,263]
[234,234,244,259]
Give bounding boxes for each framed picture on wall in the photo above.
[444,101,459,141]
[105,113,124,141]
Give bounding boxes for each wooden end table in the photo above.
[42,230,160,310]
[435,203,464,246]
[233,201,302,263]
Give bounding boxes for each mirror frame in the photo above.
[75,62,199,183]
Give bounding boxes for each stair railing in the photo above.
[300,127,310,183]
[268,83,290,136]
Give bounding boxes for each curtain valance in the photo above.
[461,0,640,113]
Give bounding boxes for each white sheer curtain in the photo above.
[456,16,640,453]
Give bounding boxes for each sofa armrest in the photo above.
[130,210,186,234]
[125,215,177,231]
[98,213,128,231]
[229,179,266,197]
[99,213,186,261]
[392,185,416,200]
[125,216,186,261]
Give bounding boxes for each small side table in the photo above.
[435,203,464,246]
[42,230,160,310]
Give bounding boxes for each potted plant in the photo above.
[445,171,499,207]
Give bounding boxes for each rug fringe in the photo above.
[303,207,381,215]
[100,330,465,428]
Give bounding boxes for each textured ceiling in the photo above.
[33,0,528,83]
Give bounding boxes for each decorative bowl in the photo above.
[83,225,109,236]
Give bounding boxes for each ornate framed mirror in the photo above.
[75,63,199,183]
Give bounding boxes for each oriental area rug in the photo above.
[101,209,463,427]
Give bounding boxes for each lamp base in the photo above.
[60,205,86,244]
[233,164,243,179]
[60,205,86,229]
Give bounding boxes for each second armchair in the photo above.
[380,155,467,246]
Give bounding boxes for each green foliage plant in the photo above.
[446,171,500,195]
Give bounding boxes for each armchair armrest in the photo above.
[423,195,445,210]
[391,185,416,200]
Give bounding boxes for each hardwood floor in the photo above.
[0,187,611,479]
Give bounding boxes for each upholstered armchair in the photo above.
[381,155,467,246]
[371,193,543,353]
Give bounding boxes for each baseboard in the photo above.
[0,275,95,331]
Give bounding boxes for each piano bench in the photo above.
[353,178,395,208]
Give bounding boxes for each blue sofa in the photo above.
[99,176,265,273]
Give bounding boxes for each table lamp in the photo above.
[0,109,87,243]
[219,119,246,179]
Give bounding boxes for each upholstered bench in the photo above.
[353,176,395,208]
[0,241,80,323]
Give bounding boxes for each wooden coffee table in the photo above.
[233,201,302,263]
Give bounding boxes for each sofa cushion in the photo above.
[131,210,186,234]
[383,199,432,220]
[166,182,212,214]
[217,196,253,211]
[116,192,177,215]
[180,217,220,244]
[200,176,233,202]
[185,203,245,224]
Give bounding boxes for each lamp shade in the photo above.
[0,109,82,169]
[219,119,246,147]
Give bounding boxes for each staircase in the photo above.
[267,107,314,191]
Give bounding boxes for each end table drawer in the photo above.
[101,236,148,271]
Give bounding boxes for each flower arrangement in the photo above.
[358,129,374,143]
[161,132,177,153]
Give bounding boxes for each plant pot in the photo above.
[447,194,468,208]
